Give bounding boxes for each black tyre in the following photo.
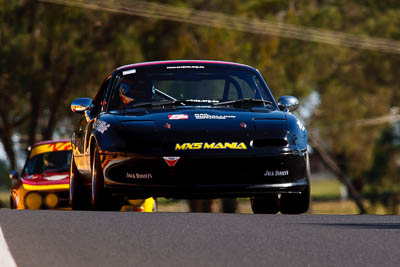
[91,146,107,210]
[70,155,91,210]
[250,194,280,214]
[280,187,310,214]
[280,153,311,214]
[10,196,15,209]
[91,146,122,211]
[222,198,238,213]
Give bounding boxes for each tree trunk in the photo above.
[27,0,41,147]
[309,133,367,214]
[28,88,42,146]
[42,66,74,140]
[0,113,16,170]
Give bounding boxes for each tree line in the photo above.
[1,0,400,213]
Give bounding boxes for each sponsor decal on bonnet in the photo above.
[168,114,188,120]
[194,113,236,120]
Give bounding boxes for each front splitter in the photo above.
[104,177,308,199]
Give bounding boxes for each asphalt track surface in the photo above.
[1,210,400,267]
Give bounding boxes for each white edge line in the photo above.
[0,226,17,267]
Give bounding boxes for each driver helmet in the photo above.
[119,78,154,104]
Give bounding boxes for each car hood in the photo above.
[21,171,70,186]
[100,108,289,155]
[113,107,285,125]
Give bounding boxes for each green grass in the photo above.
[311,178,343,201]
[0,190,9,208]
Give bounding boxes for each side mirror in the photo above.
[278,96,299,112]
[71,98,93,114]
[10,170,19,180]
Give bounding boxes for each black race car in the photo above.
[70,60,310,213]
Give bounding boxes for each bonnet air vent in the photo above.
[253,139,288,147]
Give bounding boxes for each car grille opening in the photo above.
[252,138,288,147]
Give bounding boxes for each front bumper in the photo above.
[100,151,308,199]
[13,187,70,209]
[105,178,308,199]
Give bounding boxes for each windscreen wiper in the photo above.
[213,98,273,107]
[129,100,186,108]
[129,99,218,108]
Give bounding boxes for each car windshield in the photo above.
[22,150,72,176]
[108,65,274,110]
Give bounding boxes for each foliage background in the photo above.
[1,0,400,213]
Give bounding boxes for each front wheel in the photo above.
[280,186,310,214]
[250,194,280,214]
[91,146,122,211]
[280,153,311,214]
[10,196,15,209]
[70,155,91,210]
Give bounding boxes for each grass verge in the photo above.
[0,190,9,208]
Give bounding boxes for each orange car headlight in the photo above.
[24,192,43,210]
[44,193,59,209]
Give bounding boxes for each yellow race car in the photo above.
[10,139,72,209]
[10,139,156,211]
